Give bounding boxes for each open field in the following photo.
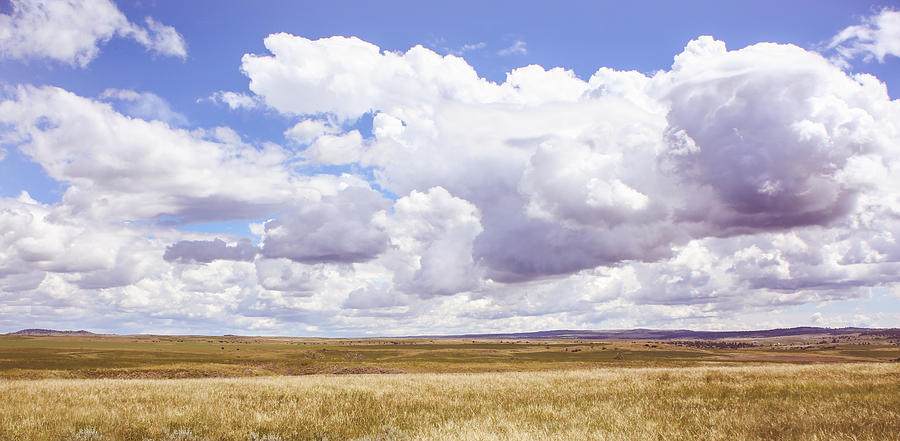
[1,332,898,379]
[1,363,898,441]
[2,333,898,440]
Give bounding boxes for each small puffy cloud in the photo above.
[498,40,527,56]
[284,118,341,144]
[100,88,188,127]
[128,16,187,59]
[163,238,257,263]
[448,42,486,56]
[829,8,900,63]
[0,147,6,162]
[209,91,259,110]
[0,0,186,67]
[372,112,404,139]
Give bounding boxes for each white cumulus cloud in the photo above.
[239,33,900,307]
[829,8,900,63]
[0,0,186,67]
[209,91,259,110]
[0,85,301,223]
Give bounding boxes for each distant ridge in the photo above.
[8,328,96,336]
[2,326,887,339]
[421,327,876,340]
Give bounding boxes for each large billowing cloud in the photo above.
[235,33,900,327]
[0,0,186,67]
[658,37,890,232]
[1,26,899,334]
[241,33,899,281]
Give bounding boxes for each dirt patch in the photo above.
[328,366,403,375]
[725,355,857,363]
[78,368,242,379]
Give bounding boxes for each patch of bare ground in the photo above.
[723,355,859,362]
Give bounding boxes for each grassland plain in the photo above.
[1,334,898,379]
[1,363,898,441]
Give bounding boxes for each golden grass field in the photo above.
[1,334,899,440]
[1,363,898,441]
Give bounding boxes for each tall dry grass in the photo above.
[1,363,898,441]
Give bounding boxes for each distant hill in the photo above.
[423,327,875,340]
[3,326,884,340]
[8,328,96,336]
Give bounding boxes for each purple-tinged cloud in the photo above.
[164,238,258,264]
[260,186,390,264]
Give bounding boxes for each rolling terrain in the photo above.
[1,327,897,379]
[424,326,880,340]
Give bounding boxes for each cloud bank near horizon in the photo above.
[1,10,899,335]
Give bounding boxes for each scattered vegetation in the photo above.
[862,328,900,339]
[2,332,898,379]
[670,340,758,349]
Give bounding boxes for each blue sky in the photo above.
[0,0,899,336]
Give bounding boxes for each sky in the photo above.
[1,1,899,336]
